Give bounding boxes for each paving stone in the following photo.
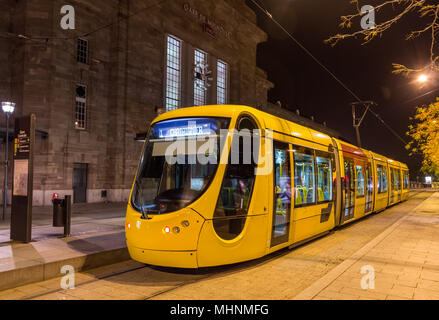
[1,191,438,300]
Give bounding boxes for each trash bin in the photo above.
[53,198,65,227]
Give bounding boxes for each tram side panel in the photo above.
[401,165,410,201]
[335,141,372,225]
[372,157,389,212]
[388,162,402,205]
[290,130,337,244]
[196,137,271,268]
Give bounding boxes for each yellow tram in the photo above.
[125,105,409,268]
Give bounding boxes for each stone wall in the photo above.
[0,0,273,205]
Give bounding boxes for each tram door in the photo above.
[343,157,355,221]
[397,169,401,202]
[270,142,292,247]
[390,168,395,204]
[365,162,374,213]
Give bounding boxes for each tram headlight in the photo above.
[163,226,171,234]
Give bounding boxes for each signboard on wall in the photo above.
[10,114,35,243]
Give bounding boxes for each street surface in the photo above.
[0,191,437,300]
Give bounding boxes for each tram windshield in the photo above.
[132,117,230,215]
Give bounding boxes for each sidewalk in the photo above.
[0,202,128,291]
[294,192,439,300]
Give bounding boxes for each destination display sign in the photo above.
[152,118,221,139]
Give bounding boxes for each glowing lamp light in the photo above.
[127,223,131,230]
[417,74,428,84]
[426,176,432,184]
[163,226,171,234]
[1,102,15,114]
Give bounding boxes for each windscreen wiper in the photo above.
[135,180,152,220]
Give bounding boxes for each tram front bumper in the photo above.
[127,245,198,268]
[125,205,205,268]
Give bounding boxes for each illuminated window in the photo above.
[217,60,228,105]
[356,164,365,198]
[377,164,388,193]
[294,147,315,206]
[165,35,181,112]
[75,84,86,130]
[194,49,207,106]
[77,38,88,64]
[316,152,333,203]
[403,171,409,189]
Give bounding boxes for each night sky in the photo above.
[246,0,436,179]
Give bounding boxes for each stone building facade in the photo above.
[0,0,275,205]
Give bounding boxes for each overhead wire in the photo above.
[249,0,408,145]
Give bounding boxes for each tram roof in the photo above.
[152,105,408,168]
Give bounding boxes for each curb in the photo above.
[0,246,130,292]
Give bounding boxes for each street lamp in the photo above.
[1,102,15,221]
[417,74,428,84]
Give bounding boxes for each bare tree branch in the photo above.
[326,0,439,75]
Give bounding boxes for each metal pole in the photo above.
[64,195,71,237]
[352,105,362,148]
[351,101,374,148]
[355,126,362,148]
[3,113,9,221]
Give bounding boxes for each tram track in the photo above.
[15,190,431,300]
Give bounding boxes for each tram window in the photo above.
[383,167,388,192]
[356,165,365,198]
[213,116,258,240]
[392,169,397,191]
[342,157,355,219]
[272,143,292,245]
[396,169,401,191]
[365,162,374,212]
[403,171,409,189]
[399,171,402,190]
[377,165,388,194]
[294,147,315,206]
[316,151,333,203]
[131,117,230,215]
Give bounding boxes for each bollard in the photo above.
[53,198,65,227]
[64,195,72,237]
